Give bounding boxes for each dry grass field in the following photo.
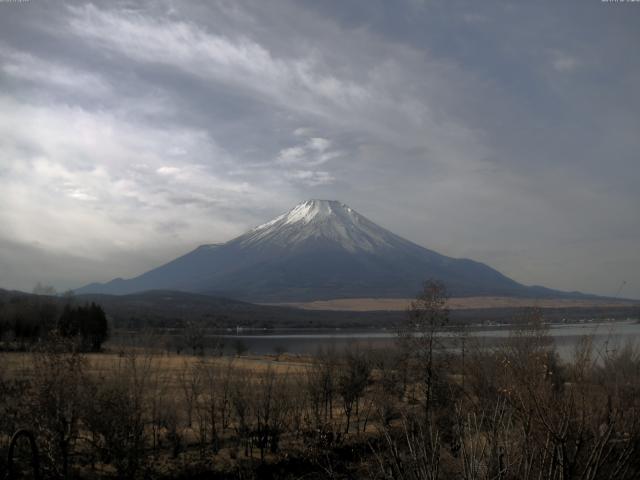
[4,324,640,479]
[1,350,312,382]
[0,346,391,479]
[3,286,640,479]
[266,296,639,311]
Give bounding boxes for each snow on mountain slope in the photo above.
[76,200,586,301]
[236,200,403,252]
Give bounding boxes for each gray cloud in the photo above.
[0,0,638,298]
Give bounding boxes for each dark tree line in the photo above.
[0,293,109,351]
[57,303,109,352]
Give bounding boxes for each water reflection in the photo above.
[220,320,640,359]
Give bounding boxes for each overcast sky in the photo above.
[0,0,638,299]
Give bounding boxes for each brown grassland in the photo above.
[2,286,640,479]
[265,296,639,311]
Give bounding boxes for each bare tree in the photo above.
[178,360,202,428]
[400,280,449,418]
[337,349,371,434]
[371,413,442,480]
[230,368,254,457]
[183,320,206,356]
[30,334,87,479]
[83,352,152,479]
[371,350,404,428]
[195,357,235,454]
[253,367,291,461]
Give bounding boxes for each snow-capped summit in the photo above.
[76,200,576,302]
[267,200,347,225]
[237,200,401,252]
[251,200,348,230]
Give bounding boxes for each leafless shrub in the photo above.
[453,399,511,480]
[178,359,202,429]
[193,357,235,456]
[372,414,442,480]
[230,367,254,458]
[147,358,171,452]
[337,349,372,434]
[252,366,292,461]
[0,360,31,474]
[480,317,640,480]
[29,333,87,479]
[82,352,152,479]
[370,352,404,428]
[304,347,338,432]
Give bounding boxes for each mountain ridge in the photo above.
[76,199,597,301]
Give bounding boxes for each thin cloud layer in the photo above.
[0,0,638,298]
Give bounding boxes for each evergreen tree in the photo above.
[86,303,108,352]
[57,303,109,351]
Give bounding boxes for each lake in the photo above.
[221,320,640,360]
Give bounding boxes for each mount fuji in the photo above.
[77,200,581,301]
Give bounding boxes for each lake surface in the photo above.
[222,320,640,360]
